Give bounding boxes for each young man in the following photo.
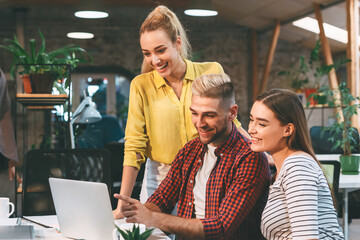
[116,73,270,240]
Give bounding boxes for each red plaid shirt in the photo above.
[147,125,270,240]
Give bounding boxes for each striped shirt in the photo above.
[261,155,344,240]
[147,124,271,240]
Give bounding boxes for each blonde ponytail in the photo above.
[140,5,192,73]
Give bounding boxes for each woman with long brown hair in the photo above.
[248,89,344,240]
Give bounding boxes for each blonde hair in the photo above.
[140,5,192,73]
[192,73,235,105]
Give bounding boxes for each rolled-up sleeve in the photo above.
[123,80,148,170]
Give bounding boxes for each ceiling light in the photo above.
[185,0,218,17]
[184,9,218,17]
[292,17,349,44]
[74,10,109,19]
[67,32,94,39]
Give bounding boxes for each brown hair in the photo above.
[256,89,337,207]
[256,89,315,158]
[140,5,192,73]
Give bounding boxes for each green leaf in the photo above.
[114,224,154,240]
[38,29,46,56]
[30,39,36,63]
[309,40,321,64]
[277,70,290,76]
[140,229,154,240]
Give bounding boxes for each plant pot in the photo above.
[340,155,360,175]
[316,93,327,105]
[30,72,54,93]
[20,74,32,93]
[304,88,317,105]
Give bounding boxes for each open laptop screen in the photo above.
[49,178,114,240]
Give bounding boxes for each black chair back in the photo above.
[22,148,111,216]
[104,142,145,209]
[319,160,341,201]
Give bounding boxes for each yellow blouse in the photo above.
[124,60,239,169]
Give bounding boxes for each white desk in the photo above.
[11,215,170,240]
[339,173,360,240]
[316,154,360,240]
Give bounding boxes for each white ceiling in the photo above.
[213,0,347,52]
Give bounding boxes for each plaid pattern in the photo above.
[147,125,270,240]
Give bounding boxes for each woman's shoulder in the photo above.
[132,71,154,84]
[282,153,319,174]
[130,71,159,92]
[187,60,224,75]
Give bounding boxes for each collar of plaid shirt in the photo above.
[148,123,270,240]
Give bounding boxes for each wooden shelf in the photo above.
[16,94,68,107]
[304,104,330,108]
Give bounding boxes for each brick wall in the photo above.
[0,6,315,156]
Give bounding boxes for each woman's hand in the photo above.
[113,198,125,219]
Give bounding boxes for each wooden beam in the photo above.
[313,3,343,122]
[259,20,280,94]
[346,0,359,129]
[251,30,259,100]
[346,0,356,95]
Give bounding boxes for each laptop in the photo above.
[49,178,115,240]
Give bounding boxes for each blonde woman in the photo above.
[113,6,247,219]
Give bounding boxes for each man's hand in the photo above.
[8,166,15,181]
[114,194,154,226]
[8,160,21,182]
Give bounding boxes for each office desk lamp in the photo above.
[69,96,101,148]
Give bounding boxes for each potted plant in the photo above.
[277,55,309,93]
[0,29,92,93]
[322,81,360,174]
[278,40,348,105]
[113,223,153,240]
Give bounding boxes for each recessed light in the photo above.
[184,9,218,17]
[67,32,94,39]
[74,11,109,19]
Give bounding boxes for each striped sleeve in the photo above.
[281,159,319,240]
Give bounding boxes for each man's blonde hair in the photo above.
[192,73,235,105]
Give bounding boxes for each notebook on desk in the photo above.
[49,178,114,240]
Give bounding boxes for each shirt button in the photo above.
[190,180,193,184]
[198,159,202,163]
[220,153,223,156]
[189,202,192,206]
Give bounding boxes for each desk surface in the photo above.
[316,154,360,189]
[1,215,170,240]
[340,173,360,189]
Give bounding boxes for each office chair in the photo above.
[22,148,111,216]
[319,160,341,209]
[311,126,360,154]
[104,142,145,209]
[76,115,124,149]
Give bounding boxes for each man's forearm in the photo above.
[119,195,205,239]
[150,211,205,240]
